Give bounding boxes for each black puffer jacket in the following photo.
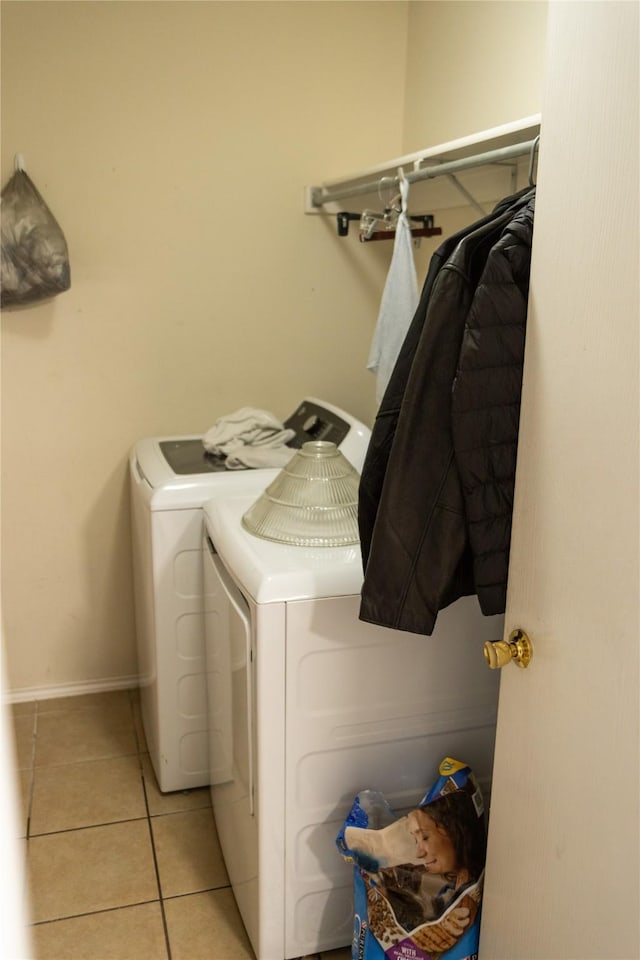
[358,187,534,567]
[452,196,535,616]
[358,191,535,636]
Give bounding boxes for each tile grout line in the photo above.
[129,687,173,959]
[140,764,173,960]
[28,814,151,840]
[128,687,147,762]
[21,706,38,925]
[31,749,142,770]
[160,883,233,902]
[29,897,164,927]
[24,704,39,840]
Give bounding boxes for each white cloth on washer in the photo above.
[202,406,296,468]
[367,174,419,404]
[203,407,294,453]
[225,444,296,470]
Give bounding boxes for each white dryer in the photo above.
[129,398,369,793]
[202,494,502,960]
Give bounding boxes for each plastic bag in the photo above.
[1,166,70,307]
[336,758,487,960]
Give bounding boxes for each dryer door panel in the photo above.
[203,535,254,804]
[203,535,260,954]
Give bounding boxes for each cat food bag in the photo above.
[336,758,487,960]
[1,168,71,307]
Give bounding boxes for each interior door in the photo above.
[479,4,639,959]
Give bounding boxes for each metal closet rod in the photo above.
[310,137,539,208]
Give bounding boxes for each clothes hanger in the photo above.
[360,167,442,241]
[336,169,444,240]
[334,207,398,239]
[361,215,442,243]
[360,207,399,240]
[335,211,442,240]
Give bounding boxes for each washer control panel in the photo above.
[284,399,350,449]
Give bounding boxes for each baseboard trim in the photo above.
[3,674,141,704]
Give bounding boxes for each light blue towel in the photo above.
[367,175,419,404]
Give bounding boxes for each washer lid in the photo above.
[203,495,364,604]
[130,398,371,505]
[130,442,282,510]
[158,439,232,475]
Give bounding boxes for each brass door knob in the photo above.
[484,628,533,670]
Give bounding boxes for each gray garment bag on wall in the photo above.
[1,155,70,308]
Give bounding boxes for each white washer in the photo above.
[202,494,502,959]
[130,398,369,793]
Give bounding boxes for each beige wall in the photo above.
[1,0,409,693]
[403,0,548,151]
[1,0,547,694]
[404,0,548,283]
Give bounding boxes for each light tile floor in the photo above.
[11,689,351,960]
